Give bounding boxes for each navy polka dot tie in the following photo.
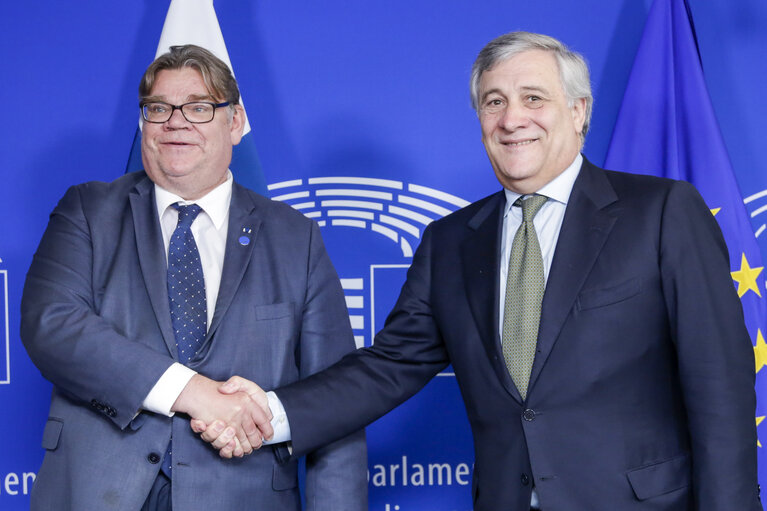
[163,203,207,476]
[167,203,207,364]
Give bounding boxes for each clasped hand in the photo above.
[172,374,272,459]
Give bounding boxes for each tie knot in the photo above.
[515,194,547,222]
[173,203,202,229]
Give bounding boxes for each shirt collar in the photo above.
[154,170,233,230]
[503,153,583,217]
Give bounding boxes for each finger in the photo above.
[218,438,236,459]
[248,390,272,422]
[210,426,236,451]
[235,429,254,456]
[231,438,244,458]
[253,409,274,441]
[190,419,207,434]
[200,419,227,443]
[242,419,263,451]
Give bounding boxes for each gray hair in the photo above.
[139,44,240,108]
[470,31,593,145]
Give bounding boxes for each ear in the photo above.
[570,97,587,134]
[229,104,246,146]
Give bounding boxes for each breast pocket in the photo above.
[254,302,295,344]
[41,418,64,451]
[576,277,643,311]
[219,302,299,384]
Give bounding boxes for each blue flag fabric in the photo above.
[125,0,268,197]
[605,0,767,488]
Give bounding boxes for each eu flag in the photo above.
[605,0,767,490]
[125,0,268,197]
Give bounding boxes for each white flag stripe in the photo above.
[155,0,252,135]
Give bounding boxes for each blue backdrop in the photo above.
[1,1,766,509]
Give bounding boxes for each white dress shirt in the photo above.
[139,172,289,443]
[499,153,581,509]
[498,153,582,335]
[141,172,232,415]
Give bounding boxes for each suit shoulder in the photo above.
[236,183,316,228]
[53,171,149,215]
[72,171,148,195]
[599,167,705,210]
[425,191,503,235]
[602,167,692,196]
[431,191,502,226]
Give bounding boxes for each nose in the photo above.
[498,102,528,132]
[165,107,190,128]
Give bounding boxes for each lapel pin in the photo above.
[239,227,252,246]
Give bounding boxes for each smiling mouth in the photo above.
[161,141,197,149]
[504,139,536,147]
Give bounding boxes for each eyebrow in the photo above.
[480,88,504,104]
[480,85,551,104]
[141,93,217,103]
[518,85,550,96]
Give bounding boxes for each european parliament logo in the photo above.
[745,188,767,243]
[0,257,9,384]
[269,176,469,374]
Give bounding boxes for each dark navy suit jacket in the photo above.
[278,158,759,510]
[21,171,367,510]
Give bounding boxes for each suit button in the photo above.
[523,409,536,421]
[521,474,530,486]
[147,452,161,464]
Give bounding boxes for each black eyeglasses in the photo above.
[140,101,230,124]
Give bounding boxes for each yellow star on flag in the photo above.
[755,330,767,374]
[710,207,721,216]
[758,416,765,448]
[731,253,763,298]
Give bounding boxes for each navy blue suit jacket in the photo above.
[21,171,367,510]
[278,158,759,510]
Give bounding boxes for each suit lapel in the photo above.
[460,192,522,400]
[528,159,618,390]
[129,176,178,356]
[206,183,261,340]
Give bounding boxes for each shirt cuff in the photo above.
[142,363,197,416]
[264,391,292,444]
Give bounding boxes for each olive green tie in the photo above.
[503,194,547,399]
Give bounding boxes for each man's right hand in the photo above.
[189,375,273,458]
[172,374,273,457]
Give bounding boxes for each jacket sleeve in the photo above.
[21,185,174,430]
[278,223,450,459]
[659,180,760,510]
[299,221,368,510]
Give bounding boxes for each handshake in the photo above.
[172,374,275,459]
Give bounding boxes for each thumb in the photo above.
[218,375,246,394]
[190,418,208,433]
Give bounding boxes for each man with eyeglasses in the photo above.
[21,44,366,511]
